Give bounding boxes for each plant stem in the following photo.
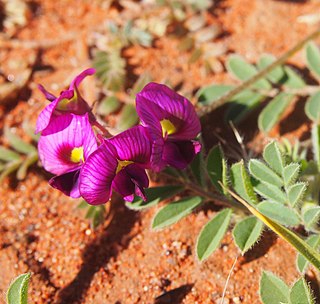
[198,27,320,117]
[160,171,247,212]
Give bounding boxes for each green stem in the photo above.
[223,184,320,272]
[198,27,320,117]
[160,171,247,212]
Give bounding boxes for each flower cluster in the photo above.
[37,69,201,205]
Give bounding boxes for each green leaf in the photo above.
[206,145,227,193]
[263,141,285,175]
[305,91,320,123]
[258,93,294,133]
[196,208,232,261]
[230,161,259,205]
[126,185,184,210]
[283,66,306,89]
[16,152,38,180]
[226,55,271,89]
[257,54,285,83]
[4,127,36,154]
[249,159,283,188]
[152,196,202,229]
[225,90,264,123]
[130,73,153,97]
[0,146,20,162]
[288,182,306,207]
[283,163,300,186]
[7,273,31,304]
[232,216,264,254]
[290,277,315,304]
[306,41,320,78]
[257,201,300,226]
[226,188,320,272]
[260,271,290,304]
[190,148,206,187]
[97,96,121,116]
[197,85,234,105]
[303,207,320,229]
[93,50,126,92]
[254,182,287,204]
[297,234,320,273]
[311,123,320,171]
[116,104,139,131]
[0,160,22,183]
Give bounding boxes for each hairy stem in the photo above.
[198,27,320,117]
[160,171,247,212]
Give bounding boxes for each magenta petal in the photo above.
[136,82,201,140]
[38,113,97,175]
[69,68,96,90]
[162,140,201,170]
[38,84,56,101]
[79,142,118,205]
[49,169,81,198]
[107,126,151,166]
[112,164,149,202]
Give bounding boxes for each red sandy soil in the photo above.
[1,0,320,303]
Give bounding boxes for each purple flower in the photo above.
[136,82,201,171]
[38,113,97,198]
[36,68,96,134]
[79,126,151,205]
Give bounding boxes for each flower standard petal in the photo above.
[107,126,151,166]
[80,142,118,205]
[36,90,74,134]
[38,113,97,176]
[136,82,201,140]
[36,69,96,134]
[69,68,96,90]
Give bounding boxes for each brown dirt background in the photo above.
[1,0,320,303]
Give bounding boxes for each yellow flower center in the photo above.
[70,147,84,163]
[160,119,176,137]
[116,160,133,174]
[57,91,78,110]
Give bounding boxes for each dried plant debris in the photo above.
[1,0,31,36]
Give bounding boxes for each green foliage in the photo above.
[77,201,106,229]
[260,271,290,304]
[232,216,263,254]
[6,273,31,304]
[230,161,258,206]
[296,234,320,273]
[305,91,320,123]
[196,208,232,261]
[93,50,126,92]
[152,196,202,229]
[258,93,294,133]
[260,272,315,304]
[126,185,184,210]
[246,142,307,226]
[206,145,229,195]
[306,41,320,78]
[0,126,38,182]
